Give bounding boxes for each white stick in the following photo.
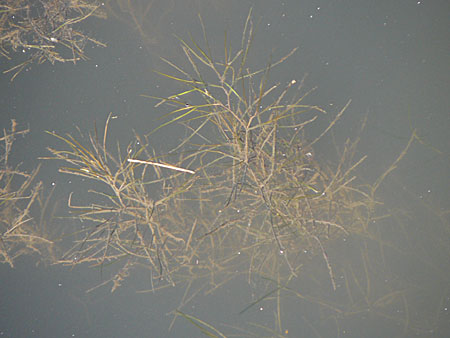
[127,158,195,174]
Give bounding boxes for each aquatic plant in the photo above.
[0,0,106,80]
[0,120,53,266]
[44,9,442,337]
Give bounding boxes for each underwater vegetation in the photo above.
[44,10,371,292]
[0,0,106,80]
[2,7,449,337]
[0,120,55,267]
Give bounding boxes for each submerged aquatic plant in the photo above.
[0,0,106,80]
[44,114,199,288]
[0,120,53,267]
[144,9,374,290]
[43,9,434,337]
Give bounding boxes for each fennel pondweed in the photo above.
[42,9,429,336]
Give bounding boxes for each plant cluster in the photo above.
[0,0,106,80]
